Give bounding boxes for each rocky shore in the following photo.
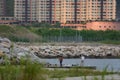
[0,37,42,63]
[0,37,120,59]
[29,44,120,58]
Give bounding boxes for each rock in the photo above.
[0,37,11,44]
[1,37,120,59]
[0,37,44,63]
[0,45,4,48]
[0,51,5,57]
[3,38,11,44]
[0,42,11,48]
[17,52,28,58]
[29,45,120,58]
[0,37,3,43]
[0,48,10,54]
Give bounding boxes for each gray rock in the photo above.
[0,48,10,54]
[0,42,11,48]
[29,45,120,58]
[0,45,4,48]
[3,38,11,44]
[0,37,3,43]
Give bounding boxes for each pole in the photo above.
[60,28,62,42]
[76,30,77,42]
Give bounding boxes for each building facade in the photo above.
[14,0,37,23]
[14,0,116,24]
[0,0,6,16]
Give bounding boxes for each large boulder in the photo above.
[0,37,11,54]
[0,37,27,57]
[0,37,43,63]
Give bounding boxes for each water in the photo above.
[42,58,120,72]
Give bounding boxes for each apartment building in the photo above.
[0,0,6,16]
[37,0,61,23]
[14,0,116,23]
[14,0,37,22]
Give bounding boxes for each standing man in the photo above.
[80,55,85,66]
[58,55,63,67]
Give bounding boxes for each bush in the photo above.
[0,59,47,80]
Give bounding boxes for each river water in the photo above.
[41,58,120,72]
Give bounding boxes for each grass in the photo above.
[0,25,120,43]
[0,25,40,42]
[0,58,47,80]
[47,67,115,78]
[47,66,119,80]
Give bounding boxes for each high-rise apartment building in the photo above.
[36,0,61,23]
[14,0,116,24]
[14,0,37,22]
[0,0,6,16]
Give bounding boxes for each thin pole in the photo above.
[60,28,62,42]
[76,30,77,42]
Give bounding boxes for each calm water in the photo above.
[42,58,120,72]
